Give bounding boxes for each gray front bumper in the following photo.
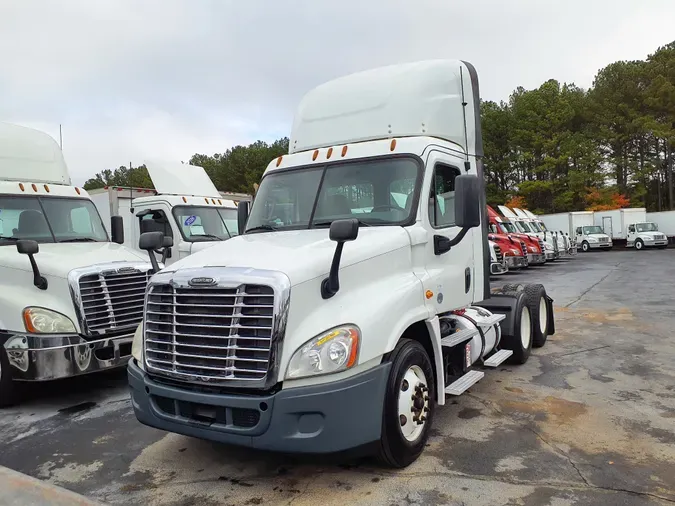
[128,359,390,454]
[527,253,546,265]
[505,255,528,268]
[490,262,508,275]
[2,332,133,381]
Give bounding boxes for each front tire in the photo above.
[635,239,644,250]
[499,291,533,364]
[377,339,435,468]
[0,350,17,408]
[581,241,590,252]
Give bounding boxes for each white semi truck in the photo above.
[90,161,241,267]
[127,60,556,468]
[0,122,154,406]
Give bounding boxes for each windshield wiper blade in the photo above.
[313,219,373,228]
[190,233,222,241]
[0,236,19,241]
[245,225,278,234]
[57,238,98,243]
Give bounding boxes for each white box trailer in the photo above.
[538,212,571,237]
[593,208,647,240]
[647,210,675,243]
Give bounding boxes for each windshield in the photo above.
[636,223,658,232]
[500,221,517,233]
[172,206,238,242]
[528,221,542,232]
[583,226,604,235]
[0,195,108,245]
[515,221,532,233]
[538,221,548,231]
[245,157,421,232]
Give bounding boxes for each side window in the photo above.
[576,227,582,235]
[138,210,173,239]
[628,225,635,233]
[429,164,460,228]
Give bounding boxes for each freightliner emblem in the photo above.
[188,276,217,286]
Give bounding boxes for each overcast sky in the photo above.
[1,0,673,186]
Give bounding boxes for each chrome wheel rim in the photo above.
[398,365,429,442]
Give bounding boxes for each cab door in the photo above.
[422,152,475,314]
[627,224,636,246]
[136,203,177,265]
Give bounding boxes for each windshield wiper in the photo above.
[190,233,223,241]
[0,236,19,241]
[313,219,374,228]
[57,238,98,243]
[245,225,278,234]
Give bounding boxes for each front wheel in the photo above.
[581,241,590,253]
[377,339,435,468]
[635,239,644,250]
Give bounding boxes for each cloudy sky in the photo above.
[1,0,673,186]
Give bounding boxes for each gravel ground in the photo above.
[1,249,674,506]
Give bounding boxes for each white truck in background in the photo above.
[521,209,575,256]
[646,210,675,245]
[127,59,556,468]
[625,222,668,250]
[0,122,154,407]
[90,161,241,267]
[593,208,646,241]
[514,208,572,257]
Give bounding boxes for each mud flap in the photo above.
[545,294,555,335]
[472,294,518,337]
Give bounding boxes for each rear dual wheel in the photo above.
[501,283,549,348]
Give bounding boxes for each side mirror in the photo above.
[160,235,173,263]
[16,239,39,256]
[111,215,124,244]
[321,218,359,299]
[16,240,48,290]
[238,201,250,234]
[139,231,164,273]
[454,175,481,229]
[434,175,480,256]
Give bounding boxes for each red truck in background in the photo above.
[487,228,529,270]
[487,205,546,265]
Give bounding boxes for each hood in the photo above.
[0,242,148,279]
[589,233,611,240]
[637,231,663,238]
[164,227,412,286]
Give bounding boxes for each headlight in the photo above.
[588,237,598,242]
[131,324,144,364]
[23,307,76,334]
[286,325,360,380]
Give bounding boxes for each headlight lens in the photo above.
[286,325,360,380]
[131,324,144,364]
[588,237,598,242]
[23,307,76,334]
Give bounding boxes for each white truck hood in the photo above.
[0,242,148,279]
[163,227,412,286]
[637,231,662,239]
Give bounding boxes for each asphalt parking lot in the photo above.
[1,249,675,506]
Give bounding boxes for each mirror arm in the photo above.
[321,242,345,299]
[448,227,470,248]
[28,254,48,290]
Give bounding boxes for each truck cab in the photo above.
[127,59,555,468]
[626,222,668,250]
[90,161,240,267]
[486,231,528,270]
[575,225,613,252]
[521,209,575,256]
[0,122,153,406]
[513,207,570,258]
[486,205,545,265]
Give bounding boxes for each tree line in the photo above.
[84,42,674,214]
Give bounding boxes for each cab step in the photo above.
[445,370,484,395]
[440,327,479,348]
[477,313,506,327]
[483,349,513,368]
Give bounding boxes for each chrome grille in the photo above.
[538,238,545,251]
[144,284,275,382]
[493,245,503,263]
[519,241,527,256]
[77,268,151,335]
